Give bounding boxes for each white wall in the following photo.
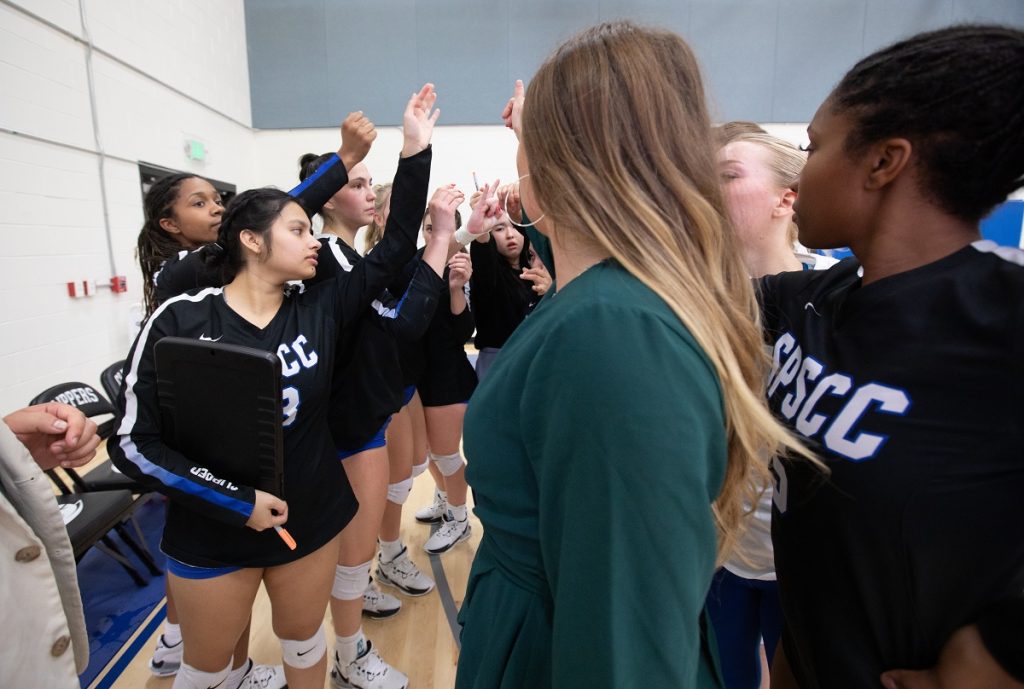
[0,0,255,414]
[252,121,812,252]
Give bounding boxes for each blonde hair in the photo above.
[714,120,766,147]
[728,131,805,244]
[523,22,812,561]
[363,183,392,253]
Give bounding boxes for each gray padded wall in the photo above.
[245,0,1024,128]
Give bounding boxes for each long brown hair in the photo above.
[522,21,812,561]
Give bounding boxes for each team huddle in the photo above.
[99,20,1022,689]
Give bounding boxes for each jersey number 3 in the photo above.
[283,387,300,427]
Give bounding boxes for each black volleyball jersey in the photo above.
[469,238,539,349]
[153,151,353,305]
[418,256,477,407]
[312,235,442,450]
[759,240,1024,689]
[109,148,433,567]
[109,283,355,568]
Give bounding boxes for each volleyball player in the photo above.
[759,25,1024,689]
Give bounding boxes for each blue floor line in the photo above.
[93,601,166,689]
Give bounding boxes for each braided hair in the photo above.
[137,173,199,316]
[830,24,1024,222]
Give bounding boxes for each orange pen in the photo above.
[274,525,297,550]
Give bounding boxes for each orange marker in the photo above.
[274,525,297,550]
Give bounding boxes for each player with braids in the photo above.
[137,173,224,317]
[760,25,1024,689]
[455,22,811,689]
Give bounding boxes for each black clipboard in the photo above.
[154,337,284,497]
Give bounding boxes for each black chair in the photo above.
[33,380,142,493]
[100,360,125,405]
[31,382,161,585]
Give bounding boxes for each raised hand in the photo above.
[497,182,522,223]
[246,490,289,531]
[448,252,472,290]
[501,79,526,140]
[339,111,377,171]
[402,83,441,158]
[427,184,465,239]
[521,262,552,296]
[466,179,504,238]
[3,403,101,470]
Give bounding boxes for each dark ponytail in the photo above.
[207,188,296,284]
[137,173,199,316]
[831,24,1024,222]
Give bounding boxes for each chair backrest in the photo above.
[30,381,117,438]
[100,360,126,402]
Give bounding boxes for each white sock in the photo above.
[163,622,182,646]
[378,538,403,562]
[436,489,448,504]
[449,503,468,522]
[336,629,368,665]
[224,657,250,687]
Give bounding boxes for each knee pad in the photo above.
[410,458,429,478]
[173,660,231,689]
[280,625,326,669]
[430,450,465,477]
[332,561,371,601]
[387,477,413,505]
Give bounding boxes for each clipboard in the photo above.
[154,337,285,497]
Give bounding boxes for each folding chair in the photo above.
[30,382,161,585]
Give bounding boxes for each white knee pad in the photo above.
[430,450,465,477]
[332,561,371,601]
[173,660,231,689]
[410,458,429,478]
[280,625,326,669]
[387,477,413,505]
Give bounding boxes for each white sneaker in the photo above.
[148,633,182,677]
[375,546,435,596]
[233,660,287,689]
[414,490,447,524]
[331,641,409,689]
[424,515,471,555]
[362,578,402,619]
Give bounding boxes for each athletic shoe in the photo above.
[423,515,471,555]
[362,578,402,619]
[414,490,446,524]
[330,641,409,689]
[233,660,287,689]
[375,546,435,596]
[148,633,182,677]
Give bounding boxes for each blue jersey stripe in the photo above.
[289,153,340,198]
[119,436,254,517]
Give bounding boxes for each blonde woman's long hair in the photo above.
[364,183,393,254]
[522,21,812,562]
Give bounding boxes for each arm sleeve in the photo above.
[469,238,500,312]
[154,246,224,305]
[521,304,725,688]
[106,307,256,527]
[288,152,351,218]
[976,596,1024,683]
[326,147,432,329]
[451,292,476,344]
[369,260,444,341]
